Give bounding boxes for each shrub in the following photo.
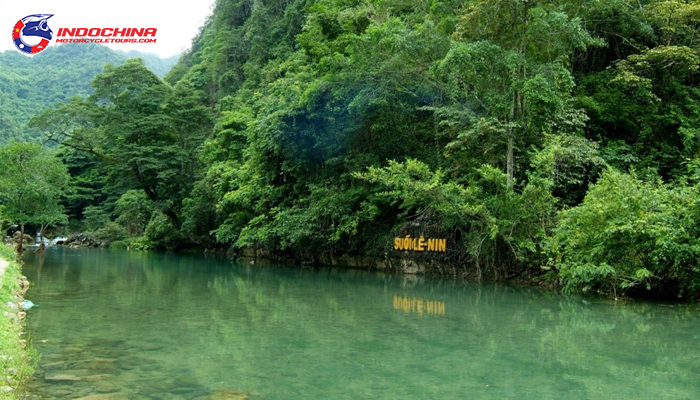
[547,169,700,298]
[91,222,127,245]
[144,212,187,250]
[109,240,128,250]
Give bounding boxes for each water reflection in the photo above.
[392,296,446,316]
[19,247,700,400]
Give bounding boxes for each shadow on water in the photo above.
[17,247,700,400]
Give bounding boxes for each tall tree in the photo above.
[0,142,70,253]
[32,59,213,238]
[437,0,599,188]
[0,43,177,146]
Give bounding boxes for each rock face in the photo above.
[310,252,456,275]
[11,231,33,244]
[19,275,29,295]
[64,233,101,248]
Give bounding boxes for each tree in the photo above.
[573,0,700,178]
[436,0,599,188]
[0,142,70,253]
[0,43,177,146]
[32,59,213,245]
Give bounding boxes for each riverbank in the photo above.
[0,245,36,400]
[236,247,547,285]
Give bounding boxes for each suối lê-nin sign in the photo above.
[393,236,446,252]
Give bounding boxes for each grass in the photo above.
[0,244,37,399]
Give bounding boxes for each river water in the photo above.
[18,247,700,399]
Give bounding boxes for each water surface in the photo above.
[20,248,700,399]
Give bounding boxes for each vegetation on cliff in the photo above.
[0,43,177,145]
[4,0,700,299]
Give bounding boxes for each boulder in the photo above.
[65,233,101,248]
[12,232,33,244]
[44,372,83,382]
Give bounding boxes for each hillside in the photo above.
[0,43,178,144]
[118,50,180,78]
[24,0,700,299]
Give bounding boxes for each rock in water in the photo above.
[44,372,82,382]
[195,388,251,400]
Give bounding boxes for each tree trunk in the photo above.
[16,224,24,254]
[506,133,514,190]
[162,207,183,230]
[37,224,46,253]
[507,90,516,190]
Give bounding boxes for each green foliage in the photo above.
[82,206,110,232]
[25,0,700,299]
[433,0,601,187]
[357,159,556,275]
[114,190,154,237]
[109,240,128,251]
[32,59,213,246]
[531,134,606,205]
[0,242,15,261]
[56,147,109,222]
[0,142,70,245]
[0,43,177,145]
[574,0,700,178]
[548,169,700,298]
[144,212,188,250]
[118,50,180,78]
[0,244,37,397]
[92,222,128,245]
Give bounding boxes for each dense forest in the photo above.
[0,43,177,144]
[4,0,700,300]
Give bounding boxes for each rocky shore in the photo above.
[0,250,35,399]
[61,233,101,248]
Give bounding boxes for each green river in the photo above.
[18,247,700,399]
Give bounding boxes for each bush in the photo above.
[109,240,128,250]
[114,190,154,236]
[547,169,700,298]
[91,222,127,245]
[144,212,187,250]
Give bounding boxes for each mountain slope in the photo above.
[0,43,179,144]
